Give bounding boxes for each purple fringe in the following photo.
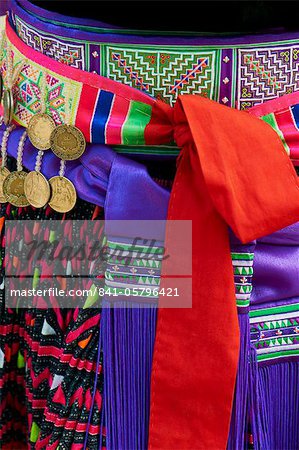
[101,301,157,450]
[228,311,299,450]
[250,360,299,450]
[227,312,250,450]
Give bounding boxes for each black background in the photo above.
[28,1,299,33]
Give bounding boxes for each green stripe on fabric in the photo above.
[231,252,254,260]
[113,145,180,156]
[105,286,158,297]
[30,422,40,443]
[257,349,299,361]
[122,101,152,145]
[262,113,290,155]
[108,241,164,254]
[236,299,250,307]
[250,303,299,318]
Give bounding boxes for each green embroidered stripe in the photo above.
[255,336,299,347]
[260,319,298,329]
[257,348,299,361]
[122,101,152,145]
[236,299,250,308]
[107,240,164,254]
[236,285,252,293]
[111,259,162,268]
[106,272,160,285]
[110,259,161,268]
[231,252,254,260]
[113,145,180,156]
[104,286,158,298]
[234,266,253,275]
[262,113,290,155]
[250,303,299,318]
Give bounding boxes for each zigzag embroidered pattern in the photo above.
[237,46,299,109]
[106,46,218,105]
[250,303,299,363]
[14,14,86,70]
[231,252,254,309]
[104,238,163,299]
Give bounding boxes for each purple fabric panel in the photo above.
[251,222,299,306]
[219,48,234,107]
[0,0,10,16]
[12,0,299,46]
[104,153,169,239]
[0,123,114,207]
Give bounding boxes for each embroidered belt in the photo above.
[9,0,299,111]
[1,18,299,169]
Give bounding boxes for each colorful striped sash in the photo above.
[1,20,172,147]
[250,92,299,165]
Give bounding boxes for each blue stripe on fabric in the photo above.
[291,104,299,130]
[91,90,114,143]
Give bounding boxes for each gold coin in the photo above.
[50,124,86,160]
[27,113,56,150]
[24,171,51,208]
[3,170,30,207]
[0,167,10,203]
[48,176,76,213]
[3,89,14,126]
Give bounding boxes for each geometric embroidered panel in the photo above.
[237,45,299,110]
[105,45,220,105]
[15,15,86,70]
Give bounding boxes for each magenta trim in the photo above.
[6,19,155,106]
[249,92,299,117]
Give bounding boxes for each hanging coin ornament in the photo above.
[27,113,56,151]
[0,166,10,202]
[0,124,15,203]
[50,124,86,160]
[3,130,29,207]
[48,176,77,213]
[3,170,29,207]
[27,71,56,150]
[48,160,76,213]
[24,149,51,208]
[47,84,78,213]
[50,83,86,160]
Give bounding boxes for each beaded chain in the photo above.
[16,130,27,172]
[1,124,15,168]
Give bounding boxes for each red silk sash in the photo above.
[149,96,299,449]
